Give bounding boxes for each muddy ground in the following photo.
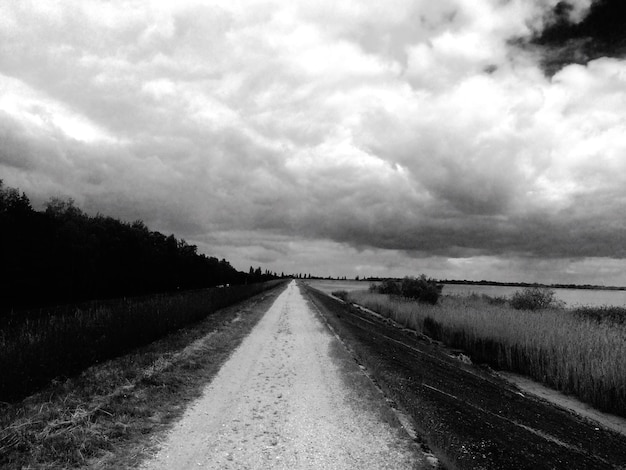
[303,284,626,470]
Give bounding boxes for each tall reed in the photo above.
[348,291,626,417]
[0,281,285,402]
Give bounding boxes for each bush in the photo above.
[370,275,441,304]
[510,287,563,311]
[377,279,401,295]
[400,276,441,304]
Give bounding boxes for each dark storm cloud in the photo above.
[527,0,626,75]
[253,202,626,260]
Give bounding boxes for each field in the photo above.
[0,281,286,402]
[343,289,626,418]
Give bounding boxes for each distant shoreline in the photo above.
[439,280,626,291]
[355,278,626,291]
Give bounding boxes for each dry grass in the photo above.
[0,282,287,469]
[348,291,626,417]
[1,281,284,402]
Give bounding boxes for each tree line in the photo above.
[0,180,277,314]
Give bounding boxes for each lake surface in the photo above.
[442,284,626,308]
[305,280,372,296]
[305,280,626,308]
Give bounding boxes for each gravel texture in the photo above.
[142,281,427,469]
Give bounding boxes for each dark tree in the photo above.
[0,182,277,314]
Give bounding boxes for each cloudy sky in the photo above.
[1,0,625,284]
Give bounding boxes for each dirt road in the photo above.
[142,281,430,469]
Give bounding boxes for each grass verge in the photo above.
[0,282,287,469]
[347,290,626,418]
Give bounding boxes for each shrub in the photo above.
[510,287,563,311]
[370,275,441,304]
[378,279,401,295]
[400,276,441,304]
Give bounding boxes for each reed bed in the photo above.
[347,291,626,417]
[0,281,285,402]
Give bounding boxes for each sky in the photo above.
[1,0,625,285]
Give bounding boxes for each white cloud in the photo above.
[0,0,625,283]
[0,74,116,143]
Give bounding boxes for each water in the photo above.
[305,280,372,296]
[305,280,626,308]
[442,284,626,308]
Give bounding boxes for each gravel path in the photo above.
[142,281,428,469]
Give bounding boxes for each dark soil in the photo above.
[303,285,626,470]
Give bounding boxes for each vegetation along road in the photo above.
[303,284,626,469]
[141,280,433,469]
[7,279,625,468]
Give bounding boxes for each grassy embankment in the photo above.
[0,280,288,469]
[343,290,626,417]
[1,281,285,402]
